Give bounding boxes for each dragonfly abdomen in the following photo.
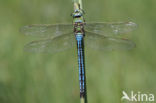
[76,34,87,101]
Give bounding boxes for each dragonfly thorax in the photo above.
[74,22,85,36]
[72,9,85,36]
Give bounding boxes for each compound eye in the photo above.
[75,9,79,13]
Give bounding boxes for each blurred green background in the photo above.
[0,0,156,103]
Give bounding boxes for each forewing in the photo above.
[20,24,73,38]
[24,33,75,53]
[85,31,135,51]
[85,21,137,37]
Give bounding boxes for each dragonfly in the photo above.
[20,2,137,103]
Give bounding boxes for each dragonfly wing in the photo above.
[20,24,73,38]
[85,31,135,51]
[85,21,137,37]
[24,33,75,53]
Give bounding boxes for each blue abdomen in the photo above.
[76,34,86,98]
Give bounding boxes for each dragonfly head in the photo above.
[72,9,83,18]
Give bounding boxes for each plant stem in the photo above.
[79,0,83,9]
[73,0,83,10]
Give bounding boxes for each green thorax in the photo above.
[72,3,85,34]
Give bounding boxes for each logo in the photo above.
[121,91,155,102]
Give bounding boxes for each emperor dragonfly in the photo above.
[20,2,137,103]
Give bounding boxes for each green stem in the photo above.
[73,0,83,10]
[79,0,83,9]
